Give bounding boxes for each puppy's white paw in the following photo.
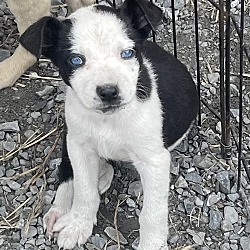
[53,210,95,249]
[43,205,67,236]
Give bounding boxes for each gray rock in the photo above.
[126,198,136,208]
[187,229,205,245]
[245,220,250,233]
[184,172,202,183]
[227,193,239,202]
[0,131,5,140]
[163,0,186,9]
[224,206,238,224]
[31,100,47,111]
[207,72,220,84]
[132,237,139,249]
[197,155,214,169]
[216,171,231,194]
[55,93,66,102]
[104,227,128,245]
[221,220,234,232]
[0,121,20,132]
[170,162,179,176]
[24,226,37,238]
[36,86,54,97]
[3,141,16,152]
[240,236,250,250]
[6,169,15,177]
[6,180,21,191]
[91,235,107,249]
[220,243,230,250]
[175,175,188,188]
[0,166,5,177]
[207,193,221,206]
[30,112,41,119]
[209,209,222,230]
[128,181,143,197]
[183,197,195,214]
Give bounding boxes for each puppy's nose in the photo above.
[96,85,119,102]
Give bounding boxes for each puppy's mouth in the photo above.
[96,103,126,114]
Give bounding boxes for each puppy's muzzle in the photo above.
[96,84,122,113]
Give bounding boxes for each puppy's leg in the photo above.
[134,149,171,250]
[43,132,114,237]
[43,130,73,236]
[52,133,101,249]
[0,0,50,89]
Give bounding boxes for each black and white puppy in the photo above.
[20,0,199,249]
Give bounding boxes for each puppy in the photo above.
[20,0,199,249]
[0,0,94,90]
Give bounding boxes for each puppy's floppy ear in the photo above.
[19,16,63,62]
[119,0,162,41]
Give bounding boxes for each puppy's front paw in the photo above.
[43,205,67,237]
[53,210,95,249]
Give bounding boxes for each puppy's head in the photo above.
[20,0,162,113]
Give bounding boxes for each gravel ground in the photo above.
[0,0,250,249]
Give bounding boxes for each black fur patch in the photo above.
[59,127,73,184]
[142,41,199,147]
[137,62,152,100]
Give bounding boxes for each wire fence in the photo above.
[159,0,250,189]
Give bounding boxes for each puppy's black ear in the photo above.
[119,0,162,41]
[19,16,63,61]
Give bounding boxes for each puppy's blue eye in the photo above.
[121,49,136,59]
[67,54,85,68]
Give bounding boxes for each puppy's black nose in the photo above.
[96,85,119,102]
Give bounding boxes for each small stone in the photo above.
[132,237,139,250]
[183,197,195,214]
[19,151,29,160]
[128,181,143,197]
[0,121,20,132]
[169,234,179,244]
[6,180,21,191]
[6,169,15,177]
[240,236,250,250]
[195,197,204,207]
[30,112,41,119]
[0,166,5,177]
[175,176,188,188]
[220,243,230,250]
[221,220,234,232]
[25,226,37,238]
[216,171,231,194]
[31,100,47,111]
[207,193,221,206]
[55,93,66,102]
[0,131,5,139]
[36,86,54,97]
[3,141,16,151]
[209,209,222,230]
[187,229,205,246]
[91,235,107,249]
[245,220,250,233]
[197,155,214,169]
[224,206,238,224]
[126,198,136,208]
[227,193,239,202]
[207,72,220,84]
[184,172,202,184]
[104,227,128,245]
[44,190,56,205]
